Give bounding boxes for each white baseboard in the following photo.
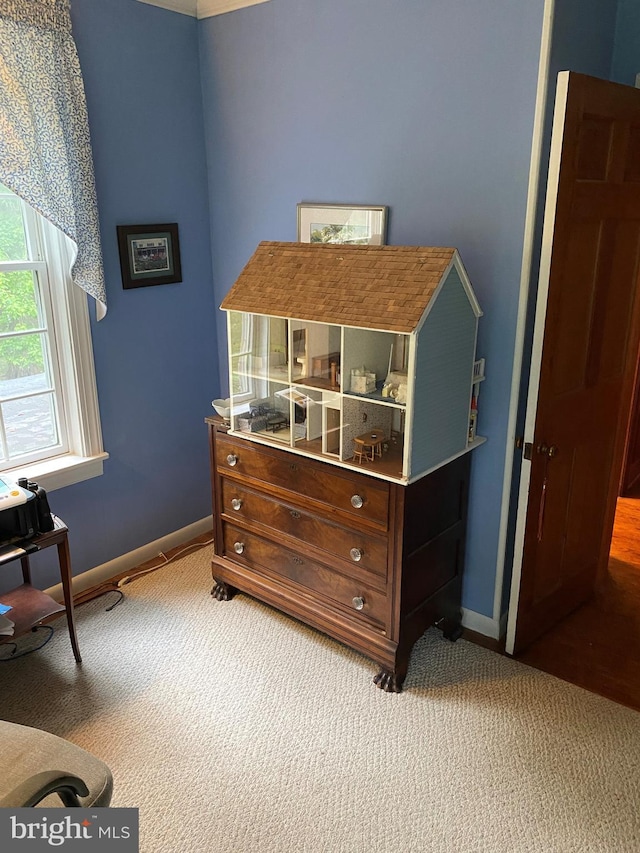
[45,516,213,600]
[462,607,503,640]
[46,520,505,644]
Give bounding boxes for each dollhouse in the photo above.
[220,241,484,484]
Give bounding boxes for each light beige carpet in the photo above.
[0,546,639,853]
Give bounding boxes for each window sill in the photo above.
[4,452,109,493]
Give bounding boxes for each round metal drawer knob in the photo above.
[233,541,245,554]
[351,494,364,509]
[350,547,364,562]
[352,596,365,611]
[226,454,238,467]
[231,498,243,511]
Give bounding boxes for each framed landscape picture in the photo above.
[297,203,388,245]
[117,223,182,289]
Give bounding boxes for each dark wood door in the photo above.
[511,73,640,653]
[620,362,640,495]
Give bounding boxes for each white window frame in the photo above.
[228,310,255,405]
[1,200,107,492]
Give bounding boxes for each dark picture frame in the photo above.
[117,223,182,289]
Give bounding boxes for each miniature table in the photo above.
[0,516,81,663]
[353,431,386,463]
[266,413,288,432]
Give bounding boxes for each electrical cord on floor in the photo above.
[116,537,214,589]
[105,589,125,610]
[0,538,213,660]
[80,588,125,611]
[72,537,214,610]
[0,625,54,661]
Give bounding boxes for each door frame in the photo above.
[488,0,555,640]
[504,70,569,655]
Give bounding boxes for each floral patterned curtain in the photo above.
[0,0,106,318]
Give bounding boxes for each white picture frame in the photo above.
[297,203,388,245]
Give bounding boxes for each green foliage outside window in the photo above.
[0,187,41,381]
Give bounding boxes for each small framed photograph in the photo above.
[297,203,388,245]
[117,223,182,289]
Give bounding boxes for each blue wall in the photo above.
[612,0,640,84]
[551,0,619,81]
[18,0,217,590]
[199,0,545,618]
[11,0,629,621]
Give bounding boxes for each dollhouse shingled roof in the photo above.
[220,241,461,333]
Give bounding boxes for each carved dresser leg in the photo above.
[211,579,237,601]
[373,669,404,693]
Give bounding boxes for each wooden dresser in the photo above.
[207,416,470,692]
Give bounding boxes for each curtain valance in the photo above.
[1,0,72,30]
[0,0,106,317]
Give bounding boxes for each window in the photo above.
[229,310,255,402]
[0,184,106,490]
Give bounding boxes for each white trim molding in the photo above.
[45,516,213,600]
[494,0,555,633]
[136,0,271,18]
[198,0,271,17]
[505,69,570,657]
[461,607,503,641]
[9,452,109,494]
[44,516,497,638]
[137,0,197,16]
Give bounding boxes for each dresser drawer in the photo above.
[217,434,389,529]
[222,523,388,629]
[220,479,388,579]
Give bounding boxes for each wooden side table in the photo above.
[0,516,81,663]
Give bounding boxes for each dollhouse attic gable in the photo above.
[220,242,481,333]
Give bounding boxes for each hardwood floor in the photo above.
[516,489,640,712]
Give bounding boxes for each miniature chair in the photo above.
[353,431,385,463]
[352,436,367,463]
[0,721,112,807]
